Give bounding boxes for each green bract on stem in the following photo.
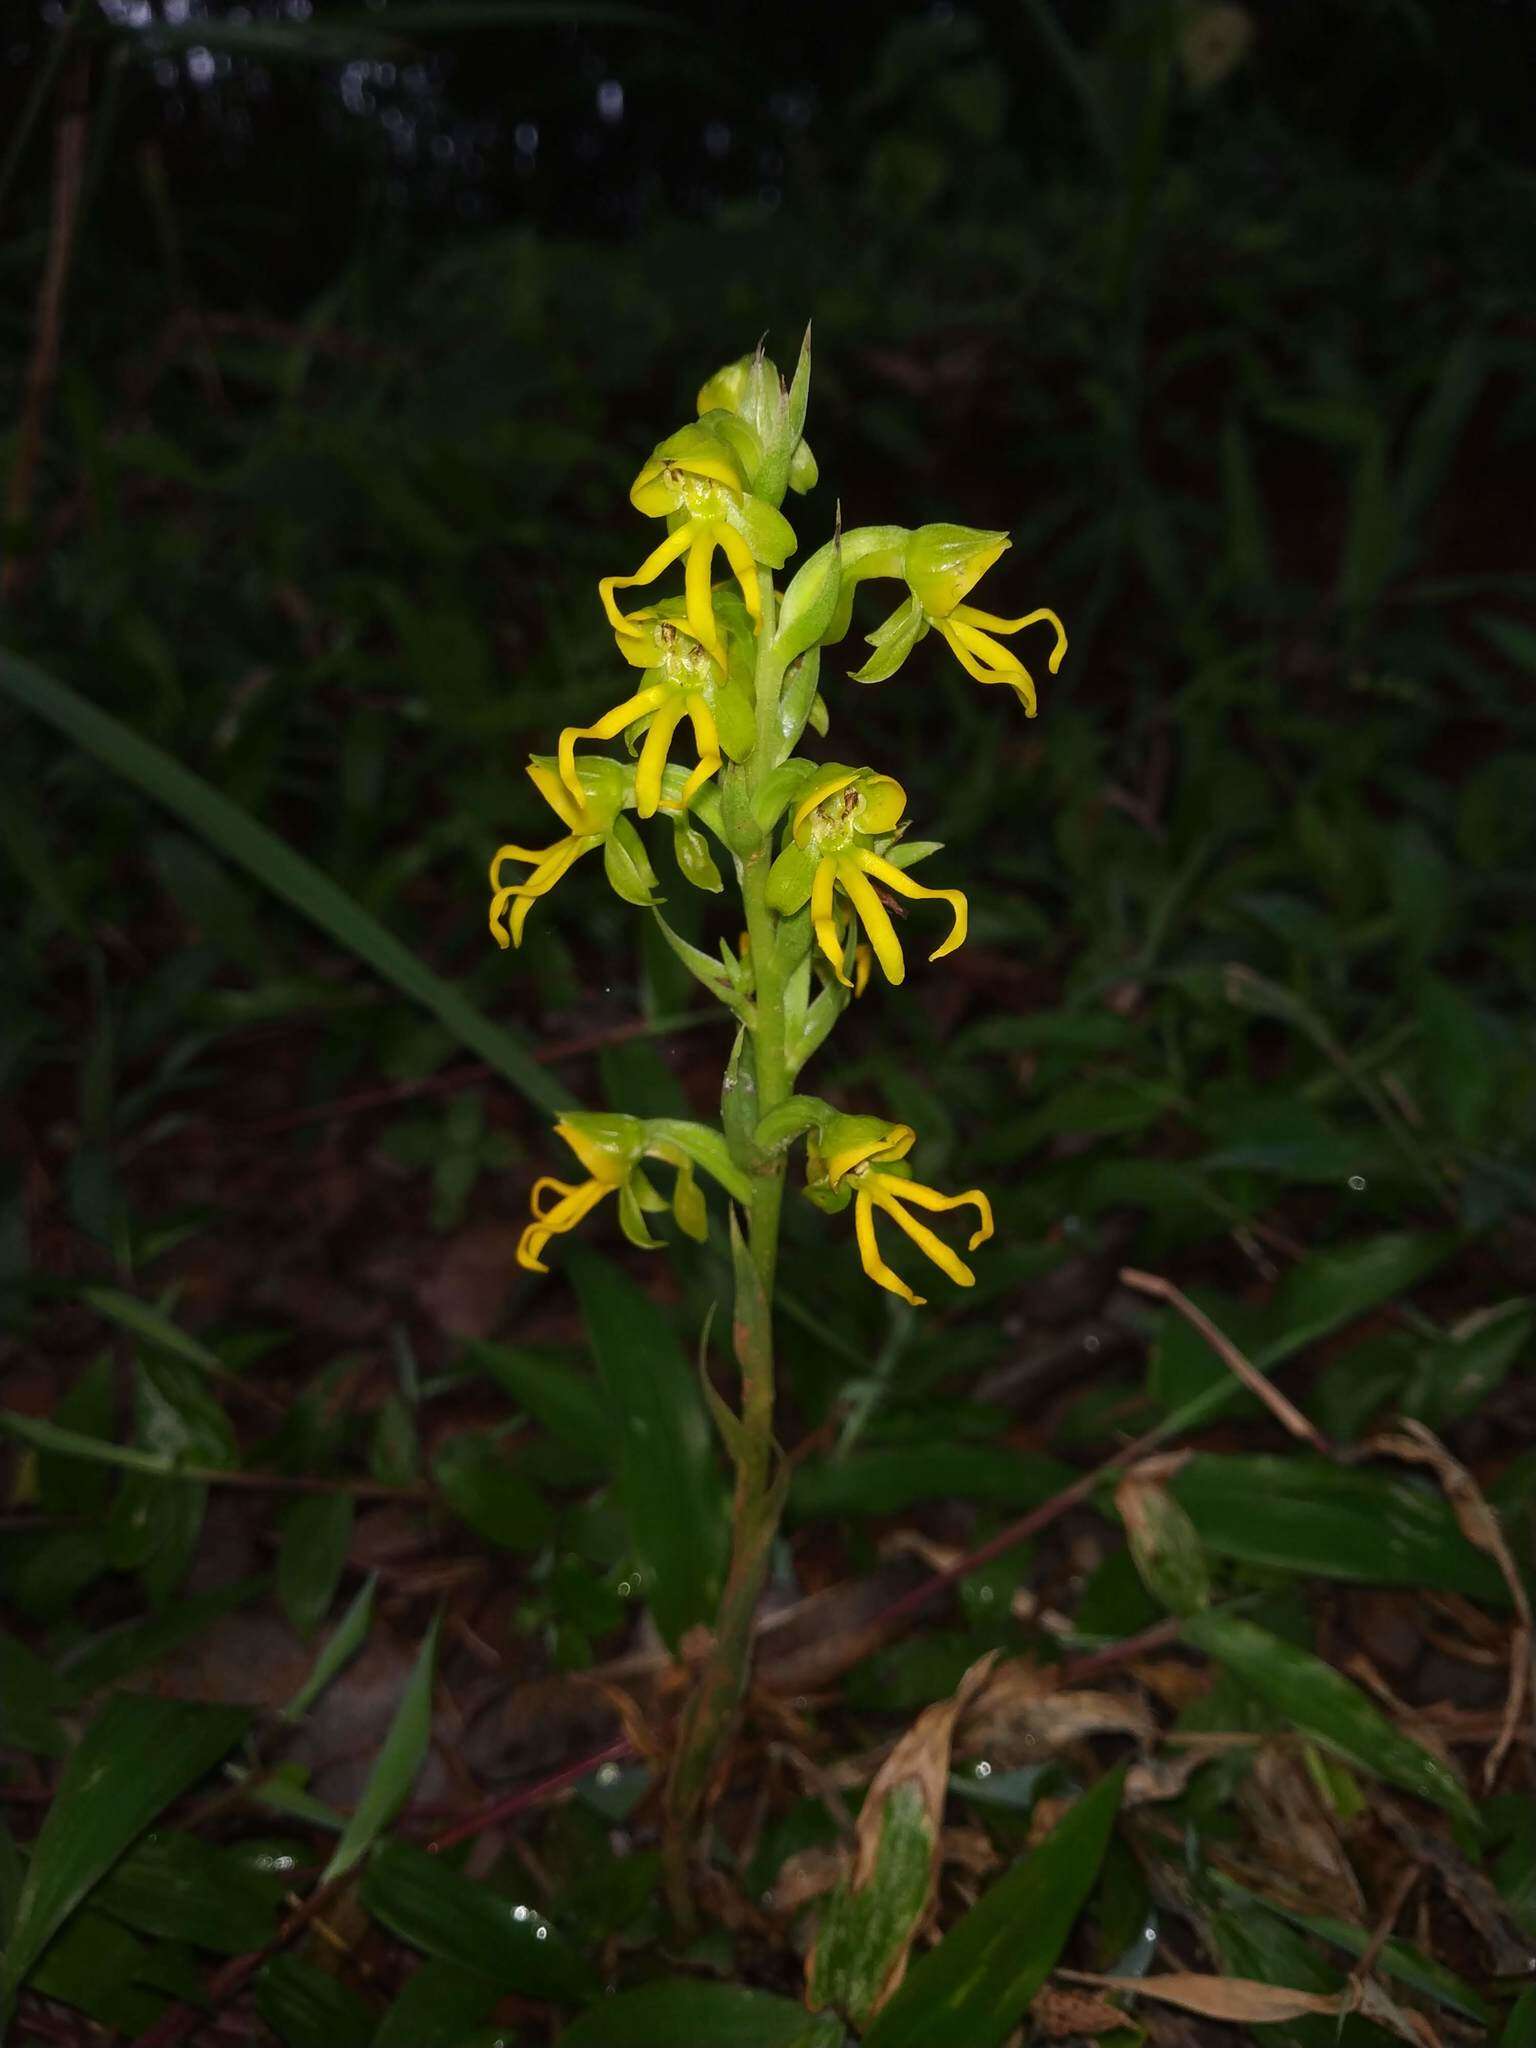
[488,328,1066,1923]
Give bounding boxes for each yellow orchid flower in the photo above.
[519,1114,640,1273]
[558,590,756,819]
[853,524,1067,713]
[805,1115,993,1308]
[517,1112,747,1272]
[765,763,967,989]
[489,756,654,949]
[600,416,796,665]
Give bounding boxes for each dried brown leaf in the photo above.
[1368,1419,1532,1788]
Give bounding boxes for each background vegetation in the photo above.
[3,1,1536,2042]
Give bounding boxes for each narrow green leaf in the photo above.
[78,1284,227,1376]
[1255,1233,1454,1370]
[558,1980,842,2047]
[1171,1454,1510,1604]
[254,1953,375,2048]
[809,1780,935,2028]
[791,1446,1074,1522]
[282,1572,377,1722]
[60,1579,264,1701]
[95,1832,280,1954]
[864,1768,1123,2048]
[0,650,566,1115]
[1185,1612,1478,1826]
[0,1695,250,2019]
[1,1408,187,1476]
[371,1957,501,2047]
[359,1839,594,2004]
[277,1493,355,1637]
[463,1342,616,1464]
[433,1434,551,1550]
[569,1248,727,1650]
[322,1613,440,1881]
[0,1629,67,1756]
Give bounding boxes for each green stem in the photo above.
[663,571,792,1923]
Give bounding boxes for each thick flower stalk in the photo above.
[486,329,1063,1921]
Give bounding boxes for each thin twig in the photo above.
[425,1734,634,1853]
[1120,1266,1332,1455]
[244,1011,725,1134]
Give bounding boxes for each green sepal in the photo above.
[713,677,757,762]
[603,815,659,907]
[755,1096,835,1153]
[651,910,751,1021]
[617,1175,664,1250]
[777,649,823,759]
[802,1175,852,1216]
[725,492,797,569]
[850,595,927,683]
[883,837,941,870]
[789,439,819,493]
[774,534,842,668]
[646,1119,754,1205]
[673,816,724,894]
[753,757,820,835]
[765,839,817,917]
[806,692,829,736]
[669,1156,708,1241]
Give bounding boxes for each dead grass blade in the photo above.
[1367,1417,1531,1789]
[1120,1266,1332,1452]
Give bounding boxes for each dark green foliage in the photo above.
[2,1,1534,2040]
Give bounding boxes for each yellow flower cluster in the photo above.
[489,341,1067,1306]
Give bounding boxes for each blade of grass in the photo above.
[0,650,567,1115]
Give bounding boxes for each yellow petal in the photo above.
[869,1180,977,1288]
[683,527,724,663]
[530,1174,583,1218]
[558,686,667,806]
[526,758,588,833]
[714,519,762,627]
[490,834,593,948]
[836,857,906,986]
[853,850,968,963]
[874,1174,994,1250]
[599,525,695,638]
[517,1221,553,1272]
[810,856,850,987]
[934,617,1037,713]
[951,603,1068,674]
[822,1120,915,1187]
[854,1189,925,1307]
[854,943,872,999]
[793,764,862,841]
[678,693,723,810]
[635,697,685,819]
